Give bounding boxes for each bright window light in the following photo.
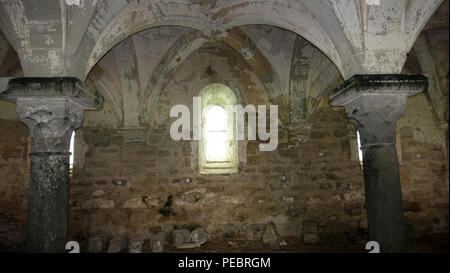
[69,131,75,176]
[357,130,363,163]
[205,105,228,161]
[69,131,75,165]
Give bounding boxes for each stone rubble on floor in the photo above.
[107,234,128,253]
[262,222,280,249]
[128,235,144,253]
[172,229,193,248]
[87,235,106,253]
[191,227,208,246]
[150,232,166,253]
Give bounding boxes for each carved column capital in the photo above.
[0,77,103,153]
[329,74,428,147]
[17,99,85,153]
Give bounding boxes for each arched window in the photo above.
[199,83,238,174]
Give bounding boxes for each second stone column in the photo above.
[329,74,428,252]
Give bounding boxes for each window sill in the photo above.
[199,166,238,175]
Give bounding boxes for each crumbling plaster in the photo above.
[0,0,444,82]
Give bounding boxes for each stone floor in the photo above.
[154,236,449,253]
[1,235,447,253]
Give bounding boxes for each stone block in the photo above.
[87,235,106,253]
[172,229,191,248]
[262,222,280,248]
[108,235,128,253]
[191,227,208,246]
[128,236,144,253]
[150,232,166,253]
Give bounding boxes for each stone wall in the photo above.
[0,119,28,250]
[398,93,449,236]
[0,48,447,251]
[66,99,449,246]
[0,99,448,249]
[68,107,368,244]
[65,48,448,246]
[67,48,371,244]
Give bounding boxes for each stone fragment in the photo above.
[150,232,166,253]
[87,235,106,253]
[172,229,191,248]
[262,222,280,248]
[191,227,208,246]
[177,242,200,249]
[128,236,144,253]
[108,235,128,253]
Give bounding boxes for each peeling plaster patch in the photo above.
[366,0,380,5]
[364,49,405,73]
[47,50,65,75]
[44,36,55,46]
[239,47,256,60]
[331,0,364,50]
[210,2,249,22]
[29,21,61,49]
[3,0,30,54]
[414,9,423,27]
[66,0,81,6]
[240,25,295,95]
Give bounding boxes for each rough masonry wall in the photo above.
[398,93,449,236]
[69,107,369,244]
[66,48,449,246]
[0,118,28,250]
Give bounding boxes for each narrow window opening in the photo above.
[357,130,363,169]
[69,131,75,177]
[205,105,228,162]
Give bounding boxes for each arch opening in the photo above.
[199,83,238,174]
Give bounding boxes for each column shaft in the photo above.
[26,152,70,252]
[362,144,406,252]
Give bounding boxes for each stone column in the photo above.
[0,77,102,252]
[329,74,428,253]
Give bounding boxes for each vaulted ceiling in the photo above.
[0,0,444,79]
[0,0,448,127]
